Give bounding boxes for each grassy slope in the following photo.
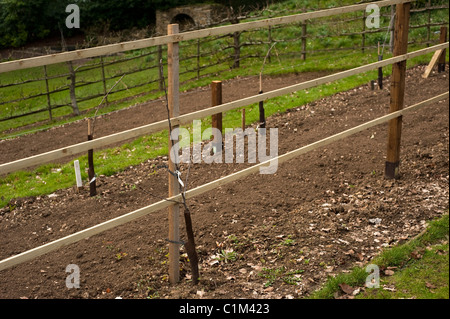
[309,214,449,299]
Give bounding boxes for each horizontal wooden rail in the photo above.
[0,0,411,74]
[0,42,447,176]
[0,91,447,272]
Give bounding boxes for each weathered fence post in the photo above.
[87,118,97,197]
[258,92,266,129]
[385,2,410,180]
[301,21,307,61]
[100,56,108,105]
[268,26,273,63]
[378,42,384,90]
[158,45,164,91]
[390,5,395,53]
[197,38,201,80]
[259,79,266,129]
[43,65,53,121]
[438,26,447,73]
[233,30,241,69]
[426,0,431,47]
[211,81,223,151]
[167,23,181,284]
[362,10,366,53]
[67,61,80,116]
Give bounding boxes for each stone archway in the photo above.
[156,4,227,35]
[170,13,197,32]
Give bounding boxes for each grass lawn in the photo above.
[309,214,449,299]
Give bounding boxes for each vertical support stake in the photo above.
[378,42,383,90]
[385,3,410,180]
[259,91,266,129]
[87,118,97,197]
[211,81,223,152]
[43,65,53,121]
[167,23,181,285]
[301,21,307,61]
[438,26,447,73]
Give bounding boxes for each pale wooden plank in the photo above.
[422,49,444,78]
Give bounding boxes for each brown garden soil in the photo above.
[0,65,448,299]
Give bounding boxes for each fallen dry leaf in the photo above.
[410,251,423,260]
[384,269,395,276]
[382,285,396,292]
[425,282,437,290]
[339,283,356,295]
[264,287,274,293]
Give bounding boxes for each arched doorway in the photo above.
[170,13,196,32]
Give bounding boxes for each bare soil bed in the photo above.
[0,65,448,299]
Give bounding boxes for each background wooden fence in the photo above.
[0,0,448,130]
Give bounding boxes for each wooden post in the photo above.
[378,42,383,90]
[43,65,53,121]
[268,26,273,63]
[258,81,265,129]
[211,81,223,151]
[167,23,181,285]
[362,10,366,53]
[241,108,246,131]
[385,3,410,180]
[426,0,431,48]
[197,38,201,80]
[301,22,307,61]
[438,26,447,73]
[158,45,164,91]
[67,61,80,116]
[87,119,97,197]
[100,56,108,105]
[389,5,395,53]
[259,91,266,129]
[233,31,241,69]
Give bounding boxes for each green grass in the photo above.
[360,243,449,299]
[259,266,304,287]
[309,214,449,299]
